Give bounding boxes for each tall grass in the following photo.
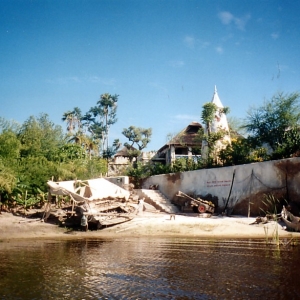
[261,194,297,248]
[261,194,280,246]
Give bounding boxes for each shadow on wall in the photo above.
[143,157,300,217]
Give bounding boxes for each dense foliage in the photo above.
[81,93,119,157]
[243,92,300,151]
[0,113,107,209]
[122,126,152,162]
[217,92,300,166]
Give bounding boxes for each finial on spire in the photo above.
[214,85,217,93]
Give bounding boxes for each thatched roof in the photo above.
[157,122,203,153]
[114,146,137,157]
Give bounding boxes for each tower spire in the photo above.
[211,85,223,108]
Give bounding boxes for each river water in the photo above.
[0,237,299,299]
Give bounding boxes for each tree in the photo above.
[16,156,58,194]
[227,116,247,138]
[0,128,20,199]
[0,113,109,210]
[86,93,118,156]
[0,162,16,195]
[62,107,102,160]
[67,131,99,159]
[0,117,20,133]
[18,114,64,158]
[122,126,152,162]
[200,102,230,164]
[62,107,82,134]
[218,138,268,166]
[242,92,300,152]
[49,143,87,163]
[202,103,217,136]
[0,130,21,162]
[102,138,121,159]
[59,157,107,180]
[271,126,300,159]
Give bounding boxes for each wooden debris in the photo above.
[45,179,140,230]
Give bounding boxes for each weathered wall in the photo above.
[143,157,300,216]
[105,176,129,187]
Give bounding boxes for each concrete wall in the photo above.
[143,157,300,216]
[105,176,129,187]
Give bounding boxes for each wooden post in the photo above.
[223,169,236,215]
[24,190,27,215]
[248,170,253,218]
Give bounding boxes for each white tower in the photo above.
[211,86,230,133]
[201,86,231,159]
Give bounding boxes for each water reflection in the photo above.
[0,238,299,299]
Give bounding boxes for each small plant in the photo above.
[15,191,40,214]
[263,226,269,244]
[260,194,280,216]
[261,194,281,246]
[260,194,298,248]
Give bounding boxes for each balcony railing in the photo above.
[175,154,201,162]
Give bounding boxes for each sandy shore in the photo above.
[0,212,300,240]
[1,211,299,241]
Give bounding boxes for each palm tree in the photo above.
[88,93,118,156]
[67,130,99,160]
[83,135,99,160]
[62,107,82,134]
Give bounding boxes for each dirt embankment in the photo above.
[1,210,299,241]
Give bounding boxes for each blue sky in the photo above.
[1,0,300,151]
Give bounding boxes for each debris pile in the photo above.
[45,178,141,230]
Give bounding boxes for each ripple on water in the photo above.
[0,237,300,299]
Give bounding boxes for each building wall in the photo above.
[138,151,156,162]
[142,157,300,216]
[105,176,129,187]
[113,156,131,164]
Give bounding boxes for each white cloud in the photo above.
[235,14,251,30]
[271,33,279,40]
[184,35,195,48]
[45,76,81,84]
[218,11,234,25]
[168,60,185,68]
[149,82,168,93]
[218,11,251,31]
[221,33,234,42]
[215,46,223,54]
[183,35,210,50]
[87,76,116,85]
[199,41,210,48]
[46,76,116,86]
[174,114,199,121]
[88,76,102,83]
